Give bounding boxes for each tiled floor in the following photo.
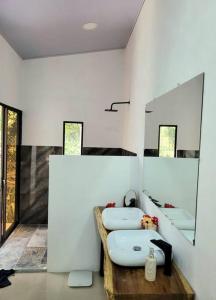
[0,224,47,271]
[1,272,106,300]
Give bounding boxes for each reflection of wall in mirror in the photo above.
[143,157,199,216]
[144,74,203,152]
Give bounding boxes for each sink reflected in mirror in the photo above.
[160,207,195,243]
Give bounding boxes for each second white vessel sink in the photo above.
[160,208,193,220]
[107,230,165,267]
[102,207,144,230]
[160,208,195,230]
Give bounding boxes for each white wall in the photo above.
[145,74,203,150]
[48,155,138,272]
[20,50,125,147]
[0,35,22,109]
[143,158,199,215]
[122,1,216,299]
[0,35,125,149]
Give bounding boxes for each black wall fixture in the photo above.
[105,101,130,112]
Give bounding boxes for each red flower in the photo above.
[151,216,158,226]
[164,203,175,208]
[106,202,116,208]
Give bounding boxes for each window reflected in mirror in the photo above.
[158,125,177,158]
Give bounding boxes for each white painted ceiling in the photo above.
[0,0,145,59]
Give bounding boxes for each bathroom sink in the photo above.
[160,208,195,230]
[102,207,144,230]
[180,230,195,243]
[107,230,165,267]
[160,208,193,220]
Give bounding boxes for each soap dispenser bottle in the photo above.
[145,248,157,282]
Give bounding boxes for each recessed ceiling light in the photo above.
[83,22,98,31]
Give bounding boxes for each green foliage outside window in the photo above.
[64,123,82,155]
[6,110,18,226]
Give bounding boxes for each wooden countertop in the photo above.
[94,207,195,300]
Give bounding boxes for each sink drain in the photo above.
[133,246,142,251]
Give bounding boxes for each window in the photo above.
[63,122,83,155]
[158,125,177,158]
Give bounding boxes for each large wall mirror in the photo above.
[143,73,204,244]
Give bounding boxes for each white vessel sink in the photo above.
[160,208,193,220]
[107,230,165,267]
[102,207,144,230]
[180,230,195,243]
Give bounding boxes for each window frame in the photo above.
[158,125,177,158]
[63,121,84,155]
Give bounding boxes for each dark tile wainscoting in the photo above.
[144,149,199,158]
[144,149,159,157]
[176,150,200,158]
[20,146,62,224]
[19,146,136,224]
[82,147,136,156]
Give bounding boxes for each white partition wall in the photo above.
[48,155,138,272]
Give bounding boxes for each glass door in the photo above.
[0,105,22,244]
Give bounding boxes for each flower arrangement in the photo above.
[164,203,175,208]
[106,202,116,208]
[141,214,158,230]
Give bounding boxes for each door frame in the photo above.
[0,102,22,245]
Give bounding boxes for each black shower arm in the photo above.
[110,101,130,110]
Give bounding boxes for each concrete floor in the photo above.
[1,272,107,300]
